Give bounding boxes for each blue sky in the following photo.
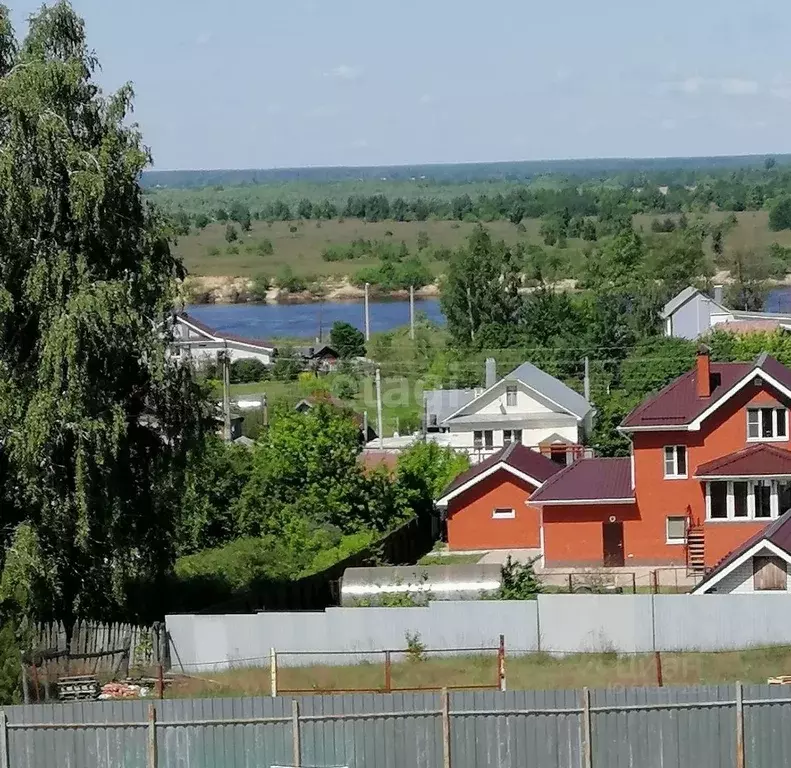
[11,0,791,169]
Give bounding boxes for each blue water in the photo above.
[187,299,445,340]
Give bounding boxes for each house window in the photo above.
[747,407,788,440]
[663,446,687,478]
[492,508,516,519]
[506,385,517,407]
[503,429,523,446]
[666,516,687,544]
[733,481,749,518]
[473,431,483,449]
[753,556,787,591]
[779,481,791,516]
[709,482,728,519]
[484,430,494,450]
[755,481,772,518]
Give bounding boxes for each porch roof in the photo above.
[695,444,791,479]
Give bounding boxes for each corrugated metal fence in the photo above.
[2,684,791,767]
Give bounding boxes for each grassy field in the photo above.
[168,645,791,698]
[224,374,423,437]
[175,211,791,280]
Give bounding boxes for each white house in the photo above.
[424,359,595,465]
[662,286,791,340]
[693,510,791,594]
[170,312,276,366]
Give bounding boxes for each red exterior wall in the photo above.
[632,384,790,566]
[446,470,541,551]
[541,380,791,567]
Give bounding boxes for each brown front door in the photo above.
[603,522,625,567]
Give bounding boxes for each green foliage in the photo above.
[277,265,307,293]
[177,438,253,555]
[256,237,274,256]
[497,557,542,600]
[396,442,470,518]
[405,631,427,662]
[272,346,302,381]
[249,273,271,301]
[225,223,239,243]
[0,623,21,705]
[194,213,210,230]
[769,196,791,231]
[330,321,366,359]
[230,359,270,383]
[0,3,207,627]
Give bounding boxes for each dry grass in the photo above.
[167,645,791,698]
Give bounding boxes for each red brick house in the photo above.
[530,348,791,572]
[436,443,563,551]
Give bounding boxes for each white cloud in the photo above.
[324,64,362,81]
[719,78,759,95]
[676,76,705,94]
[770,85,791,101]
[419,93,433,105]
[352,138,369,149]
[660,118,677,131]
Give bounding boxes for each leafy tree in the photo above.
[229,202,251,231]
[171,211,191,236]
[441,226,521,345]
[391,197,408,221]
[451,194,474,220]
[270,199,291,221]
[0,3,206,629]
[726,249,771,310]
[416,231,430,251]
[769,196,791,231]
[0,623,21,705]
[256,237,274,256]
[214,207,229,222]
[507,202,526,226]
[330,321,366,359]
[765,157,777,170]
[584,227,644,291]
[249,273,271,301]
[276,265,307,293]
[225,223,239,243]
[194,213,210,229]
[580,218,598,241]
[272,345,302,381]
[646,230,711,296]
[396,442,469,520]
[297,198,314,219]
[177,438,253,555]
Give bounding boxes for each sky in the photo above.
[10,0,791,170]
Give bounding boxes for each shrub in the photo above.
[226,244,239,255]
[497,556,542,599]
[207,246,221,257]
[225,223,238,243]
[277,266,307,293]
[230,358,270,384]
[249,273,270,301]
[256,238,274,256]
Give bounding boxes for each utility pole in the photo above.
[584,356,591,403]
[222,349,231,442]
[261,393,268,431]
[409,285,415,341]
[375,367,384,449]
[364,282,371,342]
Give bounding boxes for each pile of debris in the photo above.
[99,682,152,700]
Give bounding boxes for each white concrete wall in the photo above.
[176,341,273,365]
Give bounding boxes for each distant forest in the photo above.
[142,154,791,190]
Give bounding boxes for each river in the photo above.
[186,299,445,339]
[187,287,791,340]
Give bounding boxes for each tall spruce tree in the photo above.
[0,3,206,631]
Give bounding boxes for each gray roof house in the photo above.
[663,286,791,340]
[423,359,595,465]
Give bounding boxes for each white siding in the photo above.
[471,382,557,416]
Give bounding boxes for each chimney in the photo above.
[696,345,712,398]
[713,285,724,305]
[485,358,497,389]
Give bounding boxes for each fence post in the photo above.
[157,664,164,700]
[498,635,506,692]
[441,688,451,768]
[654,652,663,687]
[735,681,745,768]
[0,711,9,768]
[147,703,158,768]
[291,699,301,768]
[580,688,592,768]
[270,648,278,698]
[384,651,392,693]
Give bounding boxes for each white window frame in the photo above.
[492,508,516,520]
[663,446,687,479]
[666,516,687,545]
[705,479,784,521]
[747,407,789,442]
[505,385,518,407]
[503,429,523,446]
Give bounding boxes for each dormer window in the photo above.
[747,407,787,441]
[506,385,517,407]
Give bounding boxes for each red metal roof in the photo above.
[621,353,791,430]
[696,444,791,478]
[438,443,563,500]
[528,457,635,504]
[696,510,791,592]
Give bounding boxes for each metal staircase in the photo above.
[686,525,706,576]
